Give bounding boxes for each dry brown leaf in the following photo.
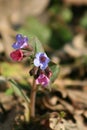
[49,117,81,130]
[74,115,87,130]
[67,90,87,109]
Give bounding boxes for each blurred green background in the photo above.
[0,0,87,85]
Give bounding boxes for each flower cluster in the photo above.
[10,34,52,87]
[10,34,32,61]
[30,52,52,86]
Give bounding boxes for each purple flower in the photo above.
[34,52,50,70]
[12,34,29,49]
[36,74,50,86]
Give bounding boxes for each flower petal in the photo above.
[35,74,50,86]
[40,62,48,70]
[12,42,20,49]
[10,50,23,61]
[34,59,40,67]
[12,34,29,49]
[20,42,28,48]
[35,52,42,59]
[34,52,50,70]
[16,34,22,41]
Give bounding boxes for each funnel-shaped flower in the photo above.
[10,49,23,61]
[36,74,50,86]
[34,52,50,70]
[12,34,28,49]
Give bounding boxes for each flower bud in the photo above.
[45,67,52,78]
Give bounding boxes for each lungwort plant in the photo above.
[9,34,60,121]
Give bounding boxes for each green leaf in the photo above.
[34,37,44,53]
[5,88,14,95]
[28,35,44,54]
[9,79,30,104]
[49,62,60,82]
[59,111,66,118]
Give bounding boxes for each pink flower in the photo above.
[10,50,23,61]
[36,74,50,86]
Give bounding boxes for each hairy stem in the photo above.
[30,79,37,118]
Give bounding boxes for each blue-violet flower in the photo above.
[12,34,28,49]
[34,52,50,70]
[36,74,50,86]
